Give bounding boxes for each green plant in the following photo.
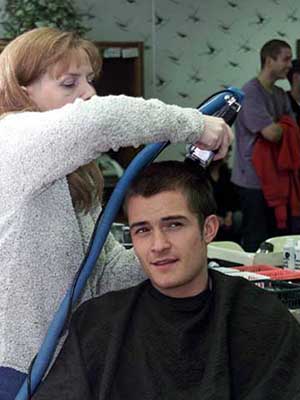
[1,0,93,38]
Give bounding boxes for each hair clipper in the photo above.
[186,94,241,168]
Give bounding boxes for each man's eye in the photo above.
[167,222,183,229]
[134,227,149,235]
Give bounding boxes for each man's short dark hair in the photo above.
[287,59,300,85]
[260,39,291,69]
[123,160,217,230]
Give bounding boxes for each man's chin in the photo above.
[277,72,289,80]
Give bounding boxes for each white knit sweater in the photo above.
[0,94,204,372]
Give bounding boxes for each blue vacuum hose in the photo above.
[16,86,244,399]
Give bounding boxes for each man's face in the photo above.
[269,47,293,80]
[127,190,218,298]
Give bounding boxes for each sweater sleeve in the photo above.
[0,95,204,200]
[88,231,145,297]
[82,206,145,297]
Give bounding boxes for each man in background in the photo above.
[232,39,293,252]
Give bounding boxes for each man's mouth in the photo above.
[152,258,178,267]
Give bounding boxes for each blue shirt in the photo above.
[232,78,292,189]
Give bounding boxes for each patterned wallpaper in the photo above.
[71,0,300,159]
[153,0,300,107]
[0,0,299,158]
[71,0,300,108]
[1,0,299,106]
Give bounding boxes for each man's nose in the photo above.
[151,230,171,252]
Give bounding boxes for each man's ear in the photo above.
[203,215,219,244]
[265,56,275,69]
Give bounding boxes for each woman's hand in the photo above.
[195,115,234,160]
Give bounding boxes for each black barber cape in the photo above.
[33,270,300,400]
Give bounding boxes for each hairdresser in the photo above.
[0,27,232,398]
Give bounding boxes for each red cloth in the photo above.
[252,115,300,229]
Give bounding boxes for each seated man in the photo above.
[34,161,300,400]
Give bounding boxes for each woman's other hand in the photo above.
[195,115,233,160]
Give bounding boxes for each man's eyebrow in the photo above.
[129,215,187,230]
[129,221,147,231]
[161,215,187,222]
